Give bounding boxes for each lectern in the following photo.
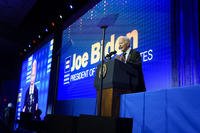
[94,59,140,117]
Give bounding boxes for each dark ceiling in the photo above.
[0,0,92,81]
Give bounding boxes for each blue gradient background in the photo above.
[58,0,172,100]
[16,39,54,120]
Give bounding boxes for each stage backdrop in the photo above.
[57,0,172,101]
[15,39,54,120]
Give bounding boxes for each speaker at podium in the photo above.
[94,59,143,117]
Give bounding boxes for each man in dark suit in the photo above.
[23,60,39,116]
[117,36,146,92]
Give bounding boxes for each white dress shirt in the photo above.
[124,48,131,62]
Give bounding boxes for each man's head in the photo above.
[8,102,13,108]
[30,60,37,85]
[118,36,130,52]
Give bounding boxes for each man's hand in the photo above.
[115,55,125,63]
[23,106,26,112]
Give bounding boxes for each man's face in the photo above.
[30,72,36,85]
[118,38,129,52]
[30,61,37,85]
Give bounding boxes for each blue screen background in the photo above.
[16,39,54,120]
[58,0,172,100]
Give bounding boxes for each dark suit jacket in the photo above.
[24,85,38,114]
[126,49,146,92]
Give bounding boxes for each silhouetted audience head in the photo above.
[3,102,15,132]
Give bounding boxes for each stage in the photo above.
[54,85,200,133]
[120,85,200,133]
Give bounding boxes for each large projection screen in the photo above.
[16,39,54,120]
[58,0,172,100]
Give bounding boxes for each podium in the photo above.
[94,59,140,117]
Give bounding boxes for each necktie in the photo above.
[29,86,34,94]
[122,52,126,63]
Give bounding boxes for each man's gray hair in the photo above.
[119,36,130,45]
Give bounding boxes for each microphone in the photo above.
[105,50,117,59]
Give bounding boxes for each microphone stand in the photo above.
[96,14,118,117]
[98,25,108,116]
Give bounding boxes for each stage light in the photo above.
[69,4,73,9]
[28,44,31,48]
[59,15,63,19]
[38,35,41,39]
[51,22,55,27]
[24,49,27,52]
[45,28,48,32]
[32,40,36,44]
